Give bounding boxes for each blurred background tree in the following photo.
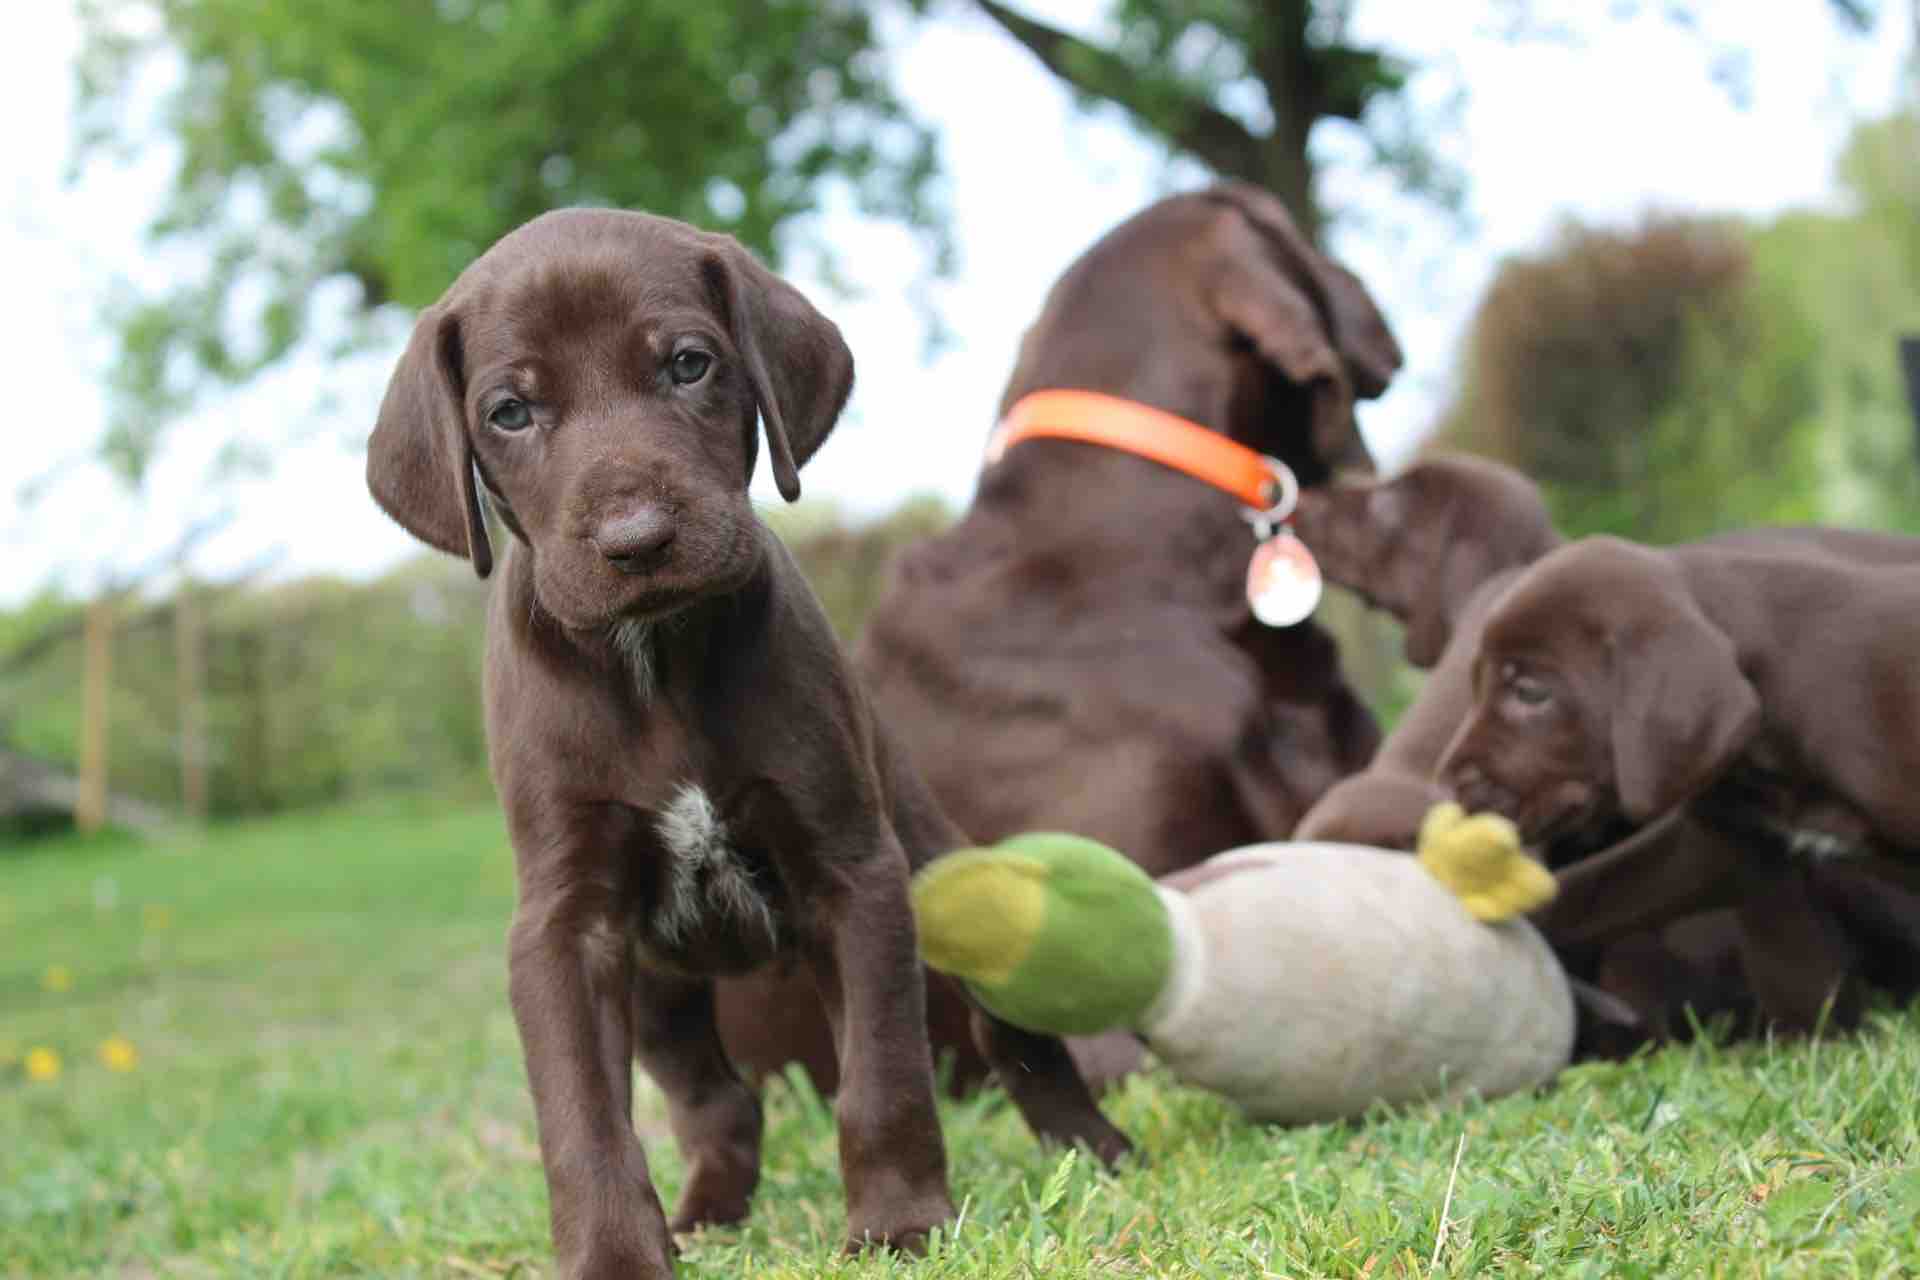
[1434,107,1920,542]
[965,0,1885,242]
[1772,108,1920,529]
[76,0,1890,474]
[967,0,1453,238]
[1432,214,1819,541]
[73,0,947,485]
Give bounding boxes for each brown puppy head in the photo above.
[1438,536,1761,843]
[997,182,1401,488]
[366,209,852,630]
[1202,183,1402,481]
[1291,454,1560,667]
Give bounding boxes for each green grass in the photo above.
[4,803,1919,1278]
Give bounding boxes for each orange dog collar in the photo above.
[988,390,1297,520]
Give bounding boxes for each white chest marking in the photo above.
[654,783,776,946]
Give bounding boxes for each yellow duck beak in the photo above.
[1416,802,1558,922]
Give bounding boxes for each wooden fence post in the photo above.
[176,584,209,822]
[76,595,113,834]
[1900,336,1919,461]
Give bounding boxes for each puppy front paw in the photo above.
[564,1242,677,1280]
[843,1188,957,1257]
[559,1178,678,1279]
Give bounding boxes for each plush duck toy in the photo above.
[911,805,1572,1124]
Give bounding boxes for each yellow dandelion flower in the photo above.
[42,964,73,993]
[142,904,173,931]
[25,1047,62,1082]
[99,1036,139,1073]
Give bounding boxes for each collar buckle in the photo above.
[1241,457,1299,540]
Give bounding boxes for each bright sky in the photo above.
[1,1,1911,603]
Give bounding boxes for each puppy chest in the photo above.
[637,783,787,973]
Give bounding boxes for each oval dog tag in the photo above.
[1246,529,1322,627]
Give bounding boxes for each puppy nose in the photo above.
[1447,763,1490,808]
[596,506,677,573]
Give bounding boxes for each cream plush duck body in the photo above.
[911,806,1573,1124]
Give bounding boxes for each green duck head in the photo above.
[909,832,1175,1037]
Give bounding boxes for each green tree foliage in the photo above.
[74,0,943,483]
[1435,108,1920,543]
[967,1,1883,242]
[1434,215,1827,543]
[75,2,1890,484]
[1754,109,1920,529]
[969,0,1444,238]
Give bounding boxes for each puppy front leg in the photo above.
[799,840,955,1254]
[631,974,765,1234]
[509,905,674,1280]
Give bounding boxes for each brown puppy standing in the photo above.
[1439,533,1920,1028]
[716,182,1403,1092]
[366,209,1122,1280]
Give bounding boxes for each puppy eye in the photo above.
[488,399,533,432]
[1497,661,1552,706]
[1511,674,1552,707]
[670,349,713,385]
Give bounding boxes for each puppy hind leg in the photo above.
[971,1009,1135,1168]
[631,974,765,1235]
[1734,861,1864,1035]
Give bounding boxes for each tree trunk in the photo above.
[76,596,113,834]
[969,0,1327,241]
[1252,0,1324,240]
[1261,106,1321,240]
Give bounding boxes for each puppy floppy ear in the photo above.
[705,241,855,503]
[1402,477,1513,668]
[366,303,493,578]
[1608,605,1760,822]
[1206,182,1403,474]
[1294,474,1456,666]
[1356,476,1462,668]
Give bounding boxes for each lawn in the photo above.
[4,801,1918,1278]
